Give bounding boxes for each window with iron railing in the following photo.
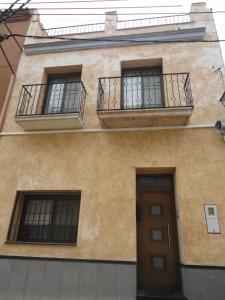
[16,72,86,119]
[43,73,82,114]
[97,71,193,111]
[122,67,163,109]
[7,191,81,244]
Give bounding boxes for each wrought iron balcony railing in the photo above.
[117,14,190,30]
[97,73,193,111]
[42,15,190,37]
[16,81,87,118]
[43,22,105,36]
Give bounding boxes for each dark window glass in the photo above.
[8,192,81,244]
[137,175,172,191]
[151,255,166,269]
[151,205,162,216]
[44,73,81,114]
[208,207,215,215]
[151,229,164,241]
[122,67,163,109]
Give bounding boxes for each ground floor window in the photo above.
[7,191,81,244]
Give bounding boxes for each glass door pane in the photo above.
[123,70,142,109]
[143,75,163,108]
[142,68,163,108]
[44,73,81,114]
[45,83,65,113]
[63,82,80,113]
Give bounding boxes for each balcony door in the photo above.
[44,73,81,114]
[122,67,163,109]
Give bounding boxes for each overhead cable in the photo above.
[0,0,164,4]
[0,0,32,23]
[12,11,225,16]
[18,5,184,10]
[1,33,225,44]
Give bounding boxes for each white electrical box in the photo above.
[204,204,220,234]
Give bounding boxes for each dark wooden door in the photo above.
[137,176,181,292]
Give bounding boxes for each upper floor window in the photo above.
[43,72,82,114]
[7,191,81,244]
[122,67,163,109]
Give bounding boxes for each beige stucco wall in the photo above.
[0,129,225,265]
[3,41,225,132]
[2,3,225,132]
[0,3,225,266]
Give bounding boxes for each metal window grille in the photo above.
[136,175,173,192]
[7,192,81,244]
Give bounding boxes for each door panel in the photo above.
[44,73,81,114]
[122,67,164,109]
[123,70,142,109]
[63,82,81,113]
[143,75,163,107]
[137,177,181,292]
[45,83,65,113]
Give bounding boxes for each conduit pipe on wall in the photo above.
[0,74,15,132]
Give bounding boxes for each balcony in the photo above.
[15,81,86,131]
[97,73,193,128]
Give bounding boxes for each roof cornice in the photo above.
[24,27,206,55]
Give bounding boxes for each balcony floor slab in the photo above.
[97,107,193,128]
[15,113,83,131]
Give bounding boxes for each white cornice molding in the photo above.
[24,27,206,55]
[0,124,214,136]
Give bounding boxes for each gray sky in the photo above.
[1,0,225,61]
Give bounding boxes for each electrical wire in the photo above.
[0,44,14,73]
[0,0,21,22]
[20,6,184,10]
[1,0,224,4]
[0,0,176,4]
[1,0,225,7]
[2,32,225,44]
[6,0,21,10]
[10,11,225,16]
[0,0,32,23]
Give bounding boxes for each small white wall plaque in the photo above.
[204,204,221,234]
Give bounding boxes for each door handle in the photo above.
[167,223,171,248]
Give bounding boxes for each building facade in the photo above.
[0,2,225,300]
[0,8,33,131]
